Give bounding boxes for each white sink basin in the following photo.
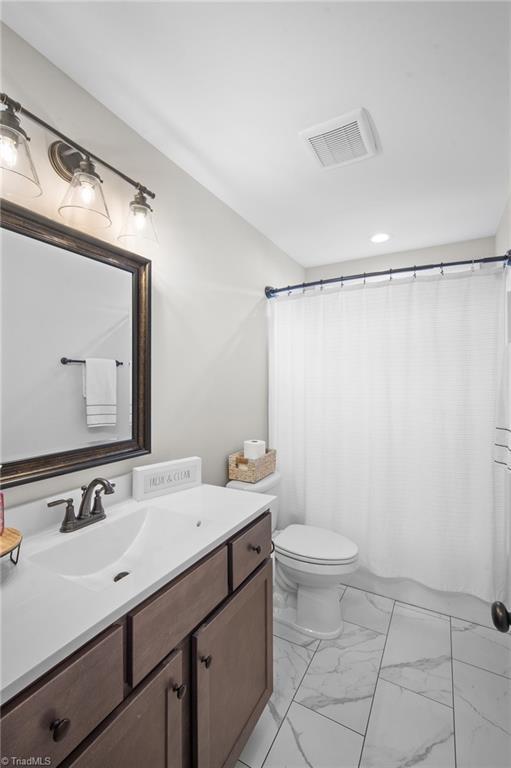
[28,506,211,590]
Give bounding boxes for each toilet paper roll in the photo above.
[243,439,266,460]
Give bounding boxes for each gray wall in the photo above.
[1,25,304,506]
[305,236,496,283]
[496,195,511,256]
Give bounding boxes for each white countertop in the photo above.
[0,484,274,704]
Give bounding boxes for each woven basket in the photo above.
[228,449,276,484]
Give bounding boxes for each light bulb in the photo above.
[0,135,18,168]
[133,209,147,231]
[79,180,95,205]
[370,233,390,244]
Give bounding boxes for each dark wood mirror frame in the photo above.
[0,200,151,488]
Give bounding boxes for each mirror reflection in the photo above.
[1,227,133,463]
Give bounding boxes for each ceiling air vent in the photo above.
[301,108,377,169]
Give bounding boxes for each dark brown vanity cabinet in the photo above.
[62,648,188,768]
[194,559,273,768]
[0,512,272,768]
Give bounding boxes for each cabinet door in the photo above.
[193,559,273,768]
[63,648,188,768]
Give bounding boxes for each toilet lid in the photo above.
[274,524,358,564]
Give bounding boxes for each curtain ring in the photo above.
[389,268,393,281]
[471,259,475,272]
[320,279,324,291]
[413,265,417,279]
[363,272,366,286]
[341,276,344,288]
[440,262,444,276]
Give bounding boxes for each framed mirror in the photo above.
[0,200,151,488]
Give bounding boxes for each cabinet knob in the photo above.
[173,683,187,699]
[200,654,213,669]
[491,601,511,633]
[49,718,71,742]
[249,544,262,554]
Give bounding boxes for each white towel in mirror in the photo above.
[83,358,117,427]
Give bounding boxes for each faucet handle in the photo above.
[48,498,77,533]
[92,489,106,516]
[91,482,116,515]
[48,498,74,509]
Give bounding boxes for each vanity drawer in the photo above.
[0,624,124,767]
[229,512,272,591]
[128,545,228,687]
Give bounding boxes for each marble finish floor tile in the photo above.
[241,708,281,768]
[451,618,511,679]
[360,679,455,768]
[241,637,313,768]
[264,702,363,768]
[340,587,394,634]
[295,621,386,734]
[246,584,511,768]
[379,602,452,706]
[453,659,511,768]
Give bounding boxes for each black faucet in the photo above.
[48,478,116,533]
[78,478,116,520]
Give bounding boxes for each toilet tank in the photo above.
[226,471,281,531]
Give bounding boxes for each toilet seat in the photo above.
[275,550,357,578]
[274,524,358,566]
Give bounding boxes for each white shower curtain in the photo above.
[269,267,510,603]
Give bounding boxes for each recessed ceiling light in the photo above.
[371,233,390,244]
[371,232,390,243]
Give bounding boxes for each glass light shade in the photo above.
[118,193,158,244]
[0,123,41,199]
[58,163,111,230]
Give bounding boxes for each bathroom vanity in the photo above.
[0,485,274,768]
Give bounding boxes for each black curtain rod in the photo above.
[265,252,511,298]
[1,92,155,200]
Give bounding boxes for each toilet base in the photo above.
[274,571,344,640]
[297,585,343,637]
[275,607,343,641]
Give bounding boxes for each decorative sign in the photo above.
[132,457,202,501]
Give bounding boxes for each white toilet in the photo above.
[227,471,358,639]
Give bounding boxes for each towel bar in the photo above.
[61,357,123,367]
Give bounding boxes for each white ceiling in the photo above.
[3,2,510,267]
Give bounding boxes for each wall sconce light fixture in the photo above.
[118,189,157,243]
[58,155,111,229]
[0,92,157,243]
[0,97,41,199]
